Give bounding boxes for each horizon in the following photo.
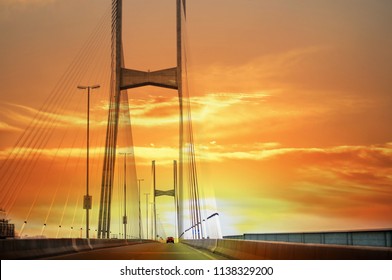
[1,0,391,238]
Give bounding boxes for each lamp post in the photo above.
[77,84,100,239]
[150,202,155,240]
[119,152,132,240]
[144,193,150,239]
[137,179,144,240]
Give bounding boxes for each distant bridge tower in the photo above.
[152,160,179,241]
[98,0,186,239]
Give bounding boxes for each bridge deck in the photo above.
[41,242,228,260]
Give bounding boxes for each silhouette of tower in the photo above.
[98,0,186,239]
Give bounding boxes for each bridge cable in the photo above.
[1,6,111,212]
[1,4,114,237]
[2,6,111,213]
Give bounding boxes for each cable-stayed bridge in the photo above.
[0,1,391,260]
[0,0,221,242]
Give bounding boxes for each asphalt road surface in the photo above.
[43,242,229,260]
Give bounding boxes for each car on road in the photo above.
[166,236,174,243]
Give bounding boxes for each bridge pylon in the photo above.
[151,160,179,241]
[98,0,186,239]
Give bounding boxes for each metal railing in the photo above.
[224,229,392,247]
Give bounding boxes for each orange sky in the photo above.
[0,0,391,238]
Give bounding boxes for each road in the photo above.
[42,242,229,260]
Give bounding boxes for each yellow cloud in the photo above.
[0,121,22,132]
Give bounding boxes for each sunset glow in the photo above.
[0,0,391,238]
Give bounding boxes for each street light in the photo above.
[144,193,150,239]
[137,179,144,240]
[150,202,155,240]
[77,84,100,239]
[119,152,132,240]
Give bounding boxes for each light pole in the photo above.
[119,152,132,240]
[150,202,155,240]
[144,193,150,239]
[152,160,156,241]
[137,179,144,240]
[77,84,100,239]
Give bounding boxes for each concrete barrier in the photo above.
[182,239,392,260]
[0,238,155,259]
[225,229,392,247]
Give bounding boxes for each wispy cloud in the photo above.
[0,101,108,133]
[0,0,57,20]
[191,46,330,92]
[210,142,392,233]
[1,0,56,7]
[0,121,22,132]
[199,142,392,166]
[128,91,272,128]
[5,0,55,3]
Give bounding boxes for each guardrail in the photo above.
[224,229,392,247]
[0,238,155,259]
[182,239,392,260]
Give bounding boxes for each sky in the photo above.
[0,0,391,238]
